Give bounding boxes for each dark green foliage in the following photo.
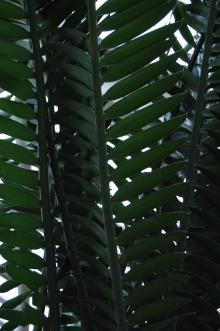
[0,0,219,330]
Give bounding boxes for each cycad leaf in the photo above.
[100,0,176,48]
[0,1,26,19]
[0,58,32,79]
[118,212,187,244]
[0,76,34,100]
[0,248,45,269]
[0,116,36,141]
[102,21,182,65]
[0,230,44,249]
[108,93,186,137]
[0,19,29,40]
[124,253,185,282]
[6,264,45,289]
[105,72,183,118]
[109,115,186,158]
[128,297,190,324]
[0,184,39,208]
[122,231,185,261]
[102,38,175,82]
[111,139,185,180]
[0,100,35,119]
[0,141,37,165]
[0,212,41,229]
[114,161,185,201]
[104,52,181,100]
[0,41,31,61]
[0,162,38,188]
[126,275,189,306]
[1,291,30,309]
[114,183,186,222]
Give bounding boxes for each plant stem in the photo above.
[86,1,128,330]
[180,0,217,251]
[26,1,60,329]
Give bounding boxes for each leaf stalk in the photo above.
[86,1,128,330]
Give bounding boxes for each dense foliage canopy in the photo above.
[0,0,219,330]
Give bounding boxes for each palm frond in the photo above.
[0,0,59,329]
[87,0,191,329]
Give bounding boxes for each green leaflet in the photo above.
[0,162,38,188]
[54,99,95,124]
[0,248,45,269]
[45,42,92,72]
[108,93,186,137]
[0,76,34,100]
[114,161,185,201]
[102,21,182,65]
[0,140,37,165]
[124,253,185,282]
[111,139,185,180]
[100,0,176,48]
[114,183,186,222]
[0,184,39,208]
[0,100,35,119]
[0,212,41,229]
[55,63,93,89]
[1,321,19,330]
[105,71,183,119]
[128,297,189,324]
[118,212,187,244]
[98,0,139,14]
[72,232,108,263]
[63,173,100,199]
[0,116,36,142]
[62,79,93,100]
[126,275,189,306]
[0,58,32,80]
[0,41,31,61]
[140,316,191,331]
[0,230,44,249]
[1,291,31,309]
[104,52,180,100]
[99,0,165,30]
[0,19,29,40]
[0,309,24,325]
[0,305,46,327]
[6,264,45,289]
[22,304,46,326]
[0,279,18,293]
[122,231,185,262]
[175,3,206,33]
[0,1,26,19]
[109,115,186,159]
[102,39,175,82]
[174,6,196,47]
